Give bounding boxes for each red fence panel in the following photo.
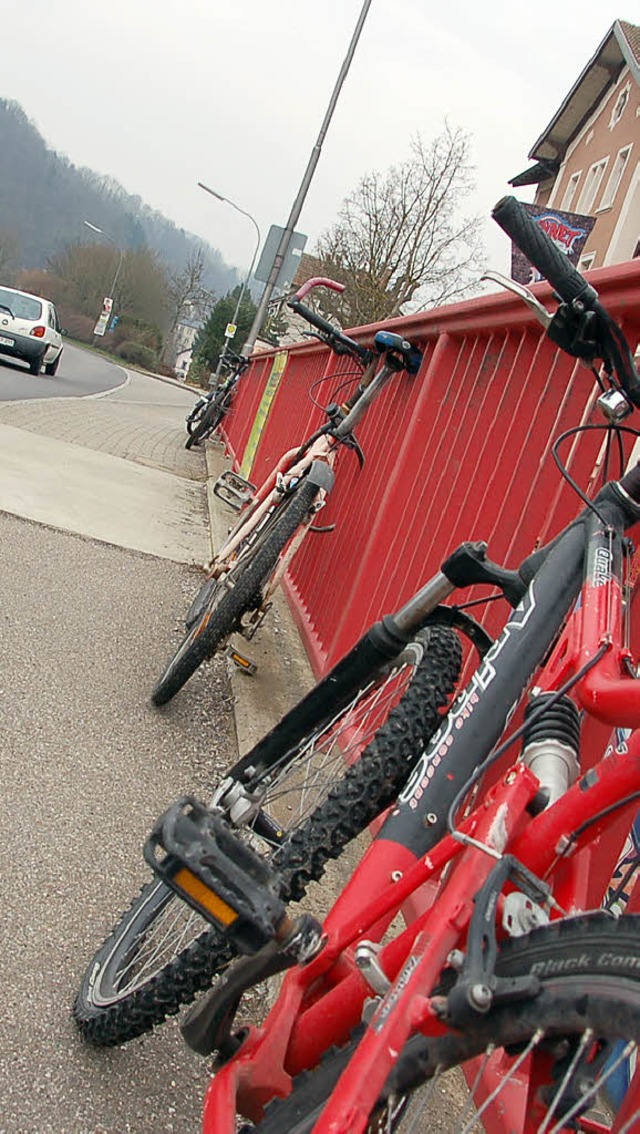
[218,261,640,676]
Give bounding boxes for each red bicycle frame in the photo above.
[200,487,640,1134]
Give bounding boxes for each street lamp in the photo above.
[197,182,262,384]
[83,220,125,309]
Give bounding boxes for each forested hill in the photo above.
[0,99,237,292]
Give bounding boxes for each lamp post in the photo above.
[197,182,261,385]
[242,0,372,357]
[83,220,125,312]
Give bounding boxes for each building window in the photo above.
[561,171,581,211]
[577,158,609,214]
[600,146,632,210]
[610,84,630,129]
[579,253,596,271]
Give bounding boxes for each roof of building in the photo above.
[510,20,640,185]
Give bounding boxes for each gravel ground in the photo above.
[0,510,237,1133]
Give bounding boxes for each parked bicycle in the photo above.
[185,349,250,450]
[75,198,640,1131]
[152,277,422,705]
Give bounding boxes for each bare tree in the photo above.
[163,248,212,362]
[48,242,171,332]
[313,123,483,326]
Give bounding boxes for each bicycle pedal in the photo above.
[144,797,286,955]
[226,646,258,676]
[213,470,256,511]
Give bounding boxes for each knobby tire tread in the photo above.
[185,399,225,449]
[151,479,319,705]
[74,626,461,1045]
[249,914,640,1133]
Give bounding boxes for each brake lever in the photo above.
[482,270,552,330]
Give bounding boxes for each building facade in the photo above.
[510,20,640,270]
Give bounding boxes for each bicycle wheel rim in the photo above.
[106,657,424,1005]
[86,879,211,1005]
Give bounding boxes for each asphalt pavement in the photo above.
[0,340,129,400]
[0,351,313,1133]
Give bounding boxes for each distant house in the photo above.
[510,20,640,269]
[172,317,200,381]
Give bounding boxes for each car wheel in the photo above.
[29,354,44,376]
[44,351,62,377]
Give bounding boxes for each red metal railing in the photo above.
[219,260,640,677]
[217,260,640,1131]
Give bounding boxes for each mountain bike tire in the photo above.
[151,478,320,706]
[248,914,640,1133]
[74,625,462,1045]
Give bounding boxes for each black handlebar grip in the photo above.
[288,298,369,363]
[287,298,342,338]
[492,196,598,308]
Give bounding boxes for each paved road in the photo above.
[0,341,127,400]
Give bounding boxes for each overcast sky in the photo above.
[1,0,632,282]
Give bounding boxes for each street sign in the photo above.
[94,296,114,337]
[254,225,307,291]
[225,323,237,338]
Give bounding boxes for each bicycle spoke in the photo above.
[457,1029,546,1134]
[537,1028,595,1134]
[395,1066,445,1133]
[545,1039,637,1134]
[115,899,204,991]
[251,670,414,832]
[454,1047,496,1132]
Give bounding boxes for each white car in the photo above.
[0,285,64,376]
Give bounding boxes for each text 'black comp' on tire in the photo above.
[248,914,640,1133]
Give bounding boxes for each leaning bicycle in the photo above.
[185,350,250,450]
[151,277,422,706]
[80,199,640,1131]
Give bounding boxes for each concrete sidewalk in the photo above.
[0,366,209,562]
[0,365,314,749]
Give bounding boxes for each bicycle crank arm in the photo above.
[181,911,323,1058]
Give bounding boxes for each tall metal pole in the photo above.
[83,220,124,306]
[242,0,373,356]
[197,183,262,383]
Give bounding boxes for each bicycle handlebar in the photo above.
[493,195,640,408]
[492,196,599,308]
[287,278,371,366]
[292,277,345,302]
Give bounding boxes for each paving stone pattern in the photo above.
[0,375,204,481]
